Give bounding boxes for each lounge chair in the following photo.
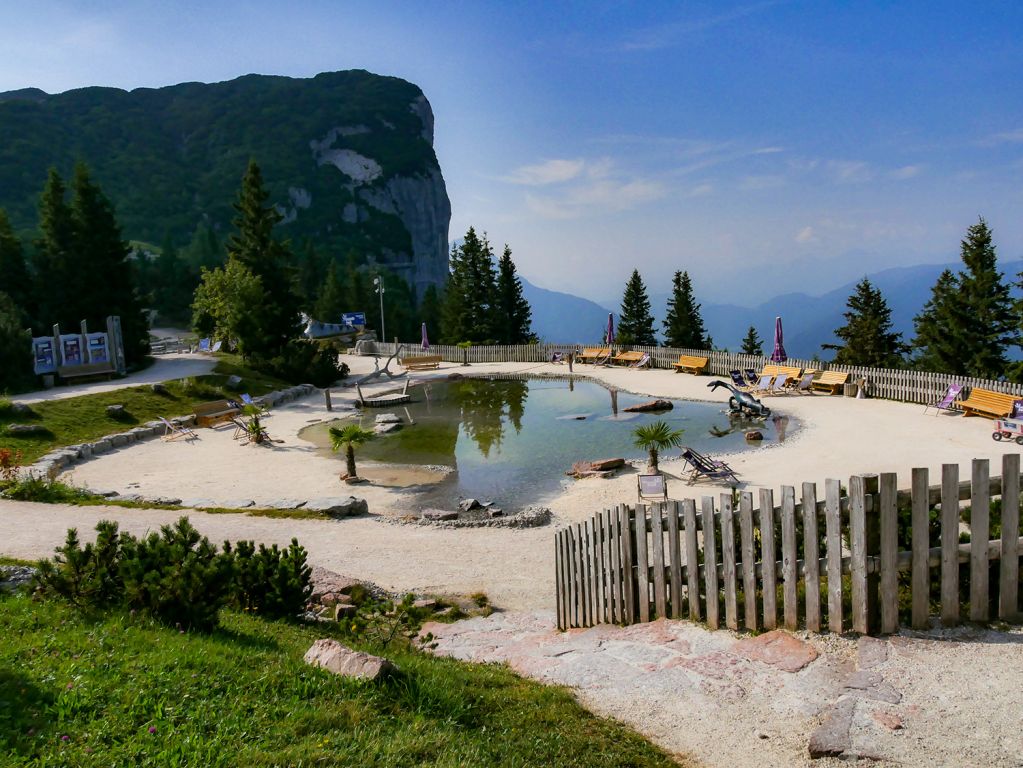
[550,352,564,364]
[680,448,738,484]
[211,340,223,353]
[765,372,790,395]
[637,473,668,502]
[612,350,646,366]
[958,387,1017,419]
[576,347,611,364]
[751,375,773,393]
[241,393,271,416]
[632,353,652,369]
[811,371,849,395]
[228,416,251,441]
[729,370,748,389]
[197,338,211,353]
[159,416,198,442]
[923,384,963,415]
[744,369,758,387]
[791,372,817,395]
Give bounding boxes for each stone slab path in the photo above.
[421,612,1023,767]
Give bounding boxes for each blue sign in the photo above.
[342,312,366,327]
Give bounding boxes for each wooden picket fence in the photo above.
[555,455,1023,635]
[358,341,1023,407]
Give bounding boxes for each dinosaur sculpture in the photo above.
[707,380,771,418]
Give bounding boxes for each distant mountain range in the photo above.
[524,260,1023,358]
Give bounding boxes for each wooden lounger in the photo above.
[958,388,1017,419]
[400,354,442,370]
[577,347,610,364]
[810,371,849,395]
[193,399,241,427]
[612,350,646,366]
[672,355,709,375]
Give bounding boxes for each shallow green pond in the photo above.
[308,377,795,509]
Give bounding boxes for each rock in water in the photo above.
[304,639,394,681]
[589,458,625,471]
[623,399,673,413]
[375,413,401,424]
[745,430,764,441]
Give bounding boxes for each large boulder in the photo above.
[305,496,368,517]
[589,457,625,471]
[304,639,394,681]
[623,399,673,413]
[6,424,48,436]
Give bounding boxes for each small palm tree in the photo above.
[329,424,375,482]
[632,420,685,474]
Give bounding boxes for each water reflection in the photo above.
[449,378,529,458]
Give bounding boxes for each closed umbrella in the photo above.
[421,322,430,350]
[770,316,787,362]
[605,313,615,345]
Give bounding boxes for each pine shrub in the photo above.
[34,521,125,608]
[223,538,312,619]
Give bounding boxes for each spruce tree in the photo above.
[32,168,76,332]
[225,160,301,361]
[441,227,497,343]
[68,163,150,363]
[151,237,195,324]
[420,284,443,344]
[314,260,347,321]
[616,269,656,346]
[494,245,533,343]
[912,270,965,373]
[957,218,1016,377]
[0,291,34,392]
[822,278,906,367]
[0,210,31,323]
[740,325,763,356]
[662,270,708,349]
[912,219,1016,377]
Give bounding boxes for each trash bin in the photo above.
[843,382,858,397]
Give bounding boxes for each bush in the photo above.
[35,521,124,608]
[2,475,98,503]
[261,339,348,388]
[119,518,232,632]
[33,518,314,632]
[223,538,312,619]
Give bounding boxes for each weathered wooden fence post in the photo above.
[1000,454,1020,621]
[940,463,960,625]
[863,474,881,634]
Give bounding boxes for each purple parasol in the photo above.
[421,321,430,350]
[770,316,787,362]
[605,313,615,345]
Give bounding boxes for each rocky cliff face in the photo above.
[0,70,451,295]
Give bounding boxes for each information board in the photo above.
[32,338,57,374]
[60,334,83,366]
[341,312,366,327]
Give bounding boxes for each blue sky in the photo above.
[2,1,1022,306]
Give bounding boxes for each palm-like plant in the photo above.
[632,420,685,474]
[329,424,376,482]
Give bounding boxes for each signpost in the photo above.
[342,312,366,328]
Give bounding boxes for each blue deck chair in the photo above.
[744,369,758,387]
[729,370,748,388]
[923,384,963,415]
[680,448,738,484]
[240,393,271,416]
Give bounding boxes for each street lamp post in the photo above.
[373,276,386,343]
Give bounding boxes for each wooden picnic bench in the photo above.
[612,350,646,366]
[576,347,610,364]
[958,387,1017,419]
[672,355,709,375]
[57,361,115,382]
[400,354,442,370]
[810,371,849,395]
[193,399,241,427]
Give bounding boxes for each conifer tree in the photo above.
[616,269,656,346]
[912,219,1016,377]
[494,245,533,343]
[0,291,33,392]
[912,270,966,373]
[420,284,443,343]
[32,168,75,331]
[740,325,763,356]
[151,237,195,324]
[68,163,150,363]
[441,227,497,343]
[313,260,347,321]
[662,270,708,349]
[823,278,906,367]
[0,210,31,323]
[224,160,301,361]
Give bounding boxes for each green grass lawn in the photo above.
[0,593,684,767]
[0,356,292,464]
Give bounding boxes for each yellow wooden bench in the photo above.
[577,347,610,363]
[958,388,1018,419]
[672,355,709,375]
[612,350,646,366]
[810,371,849,395]
[401,355,442,370]
[194,399,241,427]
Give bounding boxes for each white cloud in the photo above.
[795,226,817,244]
[619,1,783,51]
[828,160,873,184]
[980,128,1023,146]
[688,183,714,197]
[525,176,665,220]
[501,158,585,186]
[739,174,786,191]
[889,165,922,180]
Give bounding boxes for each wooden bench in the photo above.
[57,361,115,382]
[810,371,849,395]
[958,388,1018,419]
[576,347,610,364]
[194,399,241,427]
[612,350,646,366]
[400,355,442,370]
[672,355,709,375]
